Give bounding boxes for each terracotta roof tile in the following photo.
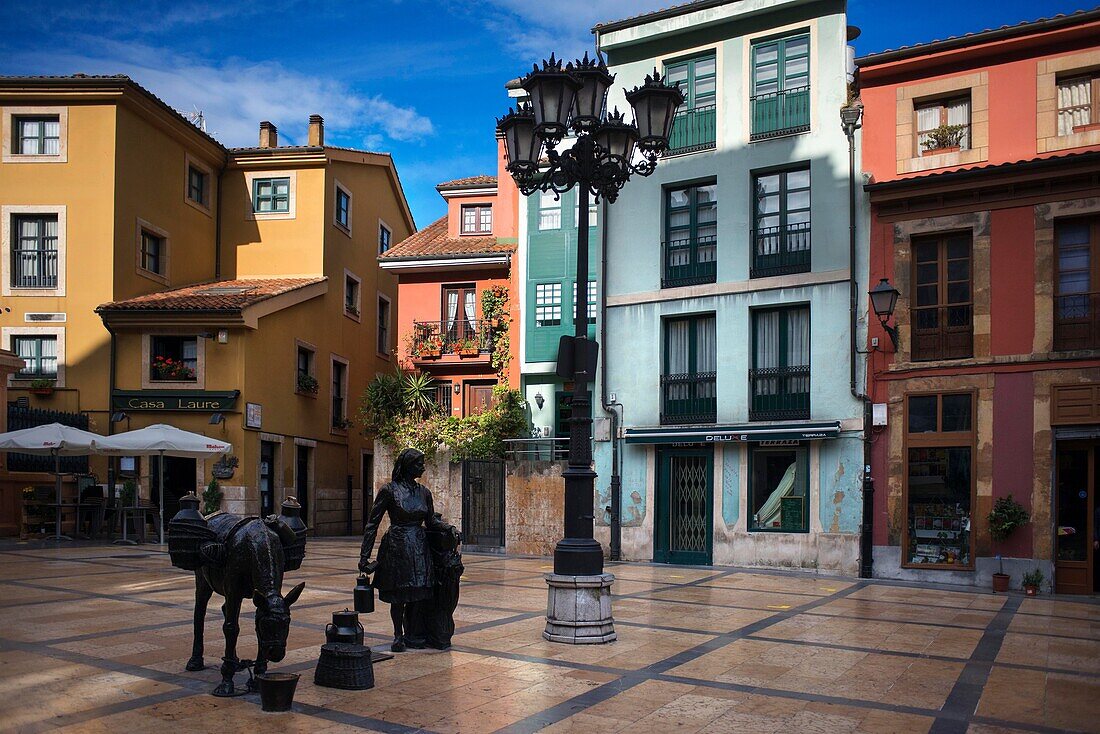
[437,175,497,189]
[865,150,1100,190]
[97,278,325,312]
[380,216,513,260]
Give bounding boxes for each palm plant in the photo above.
[402,371,438,418]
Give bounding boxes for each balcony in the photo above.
[1055,292,1100,351]
[663,236,717,289]
[11,247,58,289]
[661,372,717,425]
[410,320,493,361]
[749,365,809,421]
[750,87,810,141]
[666,104,716,155]
[751,223,811,279]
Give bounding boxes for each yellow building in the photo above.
[0,75,414,535]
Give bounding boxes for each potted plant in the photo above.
[1022,568,1044,596]
[202,478,223,515]
[296,373,319,395]
[988,494,1030,592]
[151,356,195,381]
[921,123,967,156]
[28,378,54,396]
[458,338,480,357]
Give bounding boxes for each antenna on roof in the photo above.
[183,106,207,133]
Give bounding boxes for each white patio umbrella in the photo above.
[94,424,232,544]
[0,423,104,541]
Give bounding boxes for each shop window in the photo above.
[750,445,808,532]
[1054,216,1100,351]
[911,232,972,361]
[904,392,975,568]
[150,336,197,382]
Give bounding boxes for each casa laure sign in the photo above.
[111,390,240,412]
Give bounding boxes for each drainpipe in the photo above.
[214,159,226,280]
[596,196,623,561]
[842,98,874,580]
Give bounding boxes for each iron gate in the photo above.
[461,459,505,549]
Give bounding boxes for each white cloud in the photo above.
[11,40,434,148]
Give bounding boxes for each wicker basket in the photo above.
[314,643,374,690]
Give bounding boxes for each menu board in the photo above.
[780,496,805,532]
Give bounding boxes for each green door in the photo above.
[655,448,713,565]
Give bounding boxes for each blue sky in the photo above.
[0,0,1093,228]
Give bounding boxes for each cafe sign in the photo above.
[111,390,240,412]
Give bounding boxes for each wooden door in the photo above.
[1055,443,1095,594]
[465,382,496,416]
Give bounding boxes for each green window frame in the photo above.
[752,166,810,278]
[571,280,597,322]
[664,53,716,111]
[661,314,717,425]
[750,306,810,421]
[140,230,164,275]
[663,182,717,288]
[749,444,809,533]
[752,34,809,96]
[252,177,290,213]
[15,116,60,155]
[12,336,57,378]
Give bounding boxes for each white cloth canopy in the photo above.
[94,424,231,544]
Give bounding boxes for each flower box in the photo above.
[1072,122,1100,134]
[922,145,959,157]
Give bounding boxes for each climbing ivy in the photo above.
[481,284,511,380]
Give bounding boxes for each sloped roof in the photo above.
[380,216,513,260]
[592,0,730,33]
[865,150,1100,192]
[437,175,497,189]
[97,278,325,312]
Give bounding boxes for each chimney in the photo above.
[258,121,278,148]
[308,114,325,147]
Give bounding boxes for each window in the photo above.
[750,445,808,532]
[344,273,360,317]
[534,283,562,327]
[13,335,57,378]
[915,96,971,154]
[335,186,351,230]
[664,53,717,153]
[1054,216,1100,351]
[461,204,492,234]
[432,380,453,414]
[538,190,561,230]
[905,392,974,568]
[751,34,810,139]
[140,230,165,276]
[14,116,60,155]
[377,296,390,355]
[297,345,314,379]
[443,285,478,346]
[10,215,58,289]
[751,307,810,421]
[187,165,208,206]
[663,183,717,288]
[752,167,810,278]
[379,222,392,254]
[1057,75,1099,135]
[911,233,972,361]
[332,360,347,428]
[661,315,716,425]
[573,199,598,228]
[572,280,597,322]
[150,336,197,382]
[252,177,290,213]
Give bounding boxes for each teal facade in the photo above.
[592,0,868,574]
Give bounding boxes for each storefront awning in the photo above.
[624,421,841,445]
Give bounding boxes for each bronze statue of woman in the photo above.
[359,448,447,651]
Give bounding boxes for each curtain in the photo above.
[696,317,716,401]
[445,291,459,330]
[463,291,476,339]
[40,337,57,376]
[946,98,970,149]
[754,311,779,396]
[667,320,690,375]
[787,308,810,394]
[43,120,60,155]
[915,105,940,151]
[1058,79,1092,136]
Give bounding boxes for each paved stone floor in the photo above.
[1,539,1099,733]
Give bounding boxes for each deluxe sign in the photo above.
[111,390,239,412]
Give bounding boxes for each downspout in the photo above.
[596,195,623,561]
[214,158,226,280]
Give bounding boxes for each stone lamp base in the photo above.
[543,573,617,644]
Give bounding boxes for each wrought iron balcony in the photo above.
[750,87,810,140]
[661,372,717,425]
[666,104,717,155]
[410,319,493,359]
[749,365,810,421]
[11,247,58,289]
[662,236,717,289]
[1055,292,1100,351]
[504,437,569,461]
[751,223,811,278]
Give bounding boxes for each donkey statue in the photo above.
[181,510,306,697]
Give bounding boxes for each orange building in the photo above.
[379,144,520,415]
[858,10,1100,590]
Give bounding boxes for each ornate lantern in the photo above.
[595,109,638,163]
[625,69,686,153]
[497,104,541,177]
[570,53,615,132]
[869,278,900,319]
[521,54,582,144]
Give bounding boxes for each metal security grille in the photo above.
[670,455,709,553]
[462,459,505,548]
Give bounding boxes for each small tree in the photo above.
[988,494,1030,543]
[202,478,223,515]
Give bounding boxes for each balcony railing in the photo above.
[663,236,717,288]
[504,437,569,461]
[751,87,810,140]
[661,372,717,425]
[749,365,810,421]
[1055,292,1100,351]
[410,319,493,359]
[11,247,58,289]
[751,223,811,278]
[667,104,716,155]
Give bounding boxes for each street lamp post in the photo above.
[498,53,683,643]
